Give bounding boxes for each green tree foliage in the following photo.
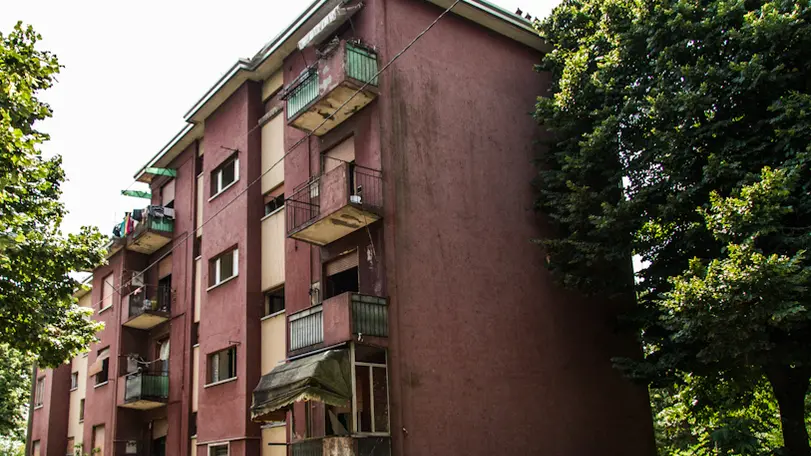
[534,0,811,454]
[0,23,105,437]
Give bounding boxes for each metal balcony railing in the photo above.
[127,285,172,319]
[285,165,383,237]
[286,178,321,236]
[124,371,168,403]
[289,305,324,351]
[351,294,388,338]
[291,439,323,456]
[346,42,379,86]
[286,69,319,119]
[288,293,388,352]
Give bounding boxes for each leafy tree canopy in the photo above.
[0,23,105,437]
[534,0,811,454]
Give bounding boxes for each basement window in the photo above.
[209,248,238,288]
[210,155,239,198]
[208,347,237,384]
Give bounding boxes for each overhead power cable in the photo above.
[91,0,463,309]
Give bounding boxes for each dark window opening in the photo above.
[190,412,198,437]
[158,275,172,312]
[152,437,166,456]
[191,322,199,346]
[325,267,358,299]
[264,193,285,216]
[196,152,204,177]
[208,346,237,384]
[264,287,285,317]
[79,399,85,422]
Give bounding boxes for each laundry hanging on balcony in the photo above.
[251,349,351,422]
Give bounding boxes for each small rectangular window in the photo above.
[95,348,110,386]
[79,399,85,422]
[190,412,198,437]
[207,347,237,384]
[161,179,176,209]
[264,193,285,216]
[101,273,114,311]
[209,248,238,287]
[264,286,285,317]
[70,372,79,390]
[210,155,239,197]
[34,378,44,407]
[208,443,228,456]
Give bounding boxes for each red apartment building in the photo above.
[27,1,656,455]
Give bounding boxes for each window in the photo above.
[325,251,359,299]
[100,273,114,311]
[70,372,79,391]
[210,155,239,197]
[264,193,285,216]
[190,412,198,437]
[326,267,359,299]
[207,347,237,384]
[34,377,44,407]
[78,399,85,422]
[31,440,39,456]
[209,248,238,287]
[66,438,74,456]
[263,286,285,317]
[354,346,389,434]
[93,348,110,386]
[161,179,175,209]
[208,443,228,456]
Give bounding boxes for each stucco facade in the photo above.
[28,1,655,456]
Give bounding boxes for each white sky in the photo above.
[2,0,555,237]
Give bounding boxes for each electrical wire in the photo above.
[91,0,463,309]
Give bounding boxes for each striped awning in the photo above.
[251,349,351,422]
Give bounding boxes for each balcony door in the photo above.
[324,251,359,299]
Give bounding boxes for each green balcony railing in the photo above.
[124,372,168,403]
[352,294,388,338]
[287,70,319,119]
[346,43,379,86]
[149,216,174,233]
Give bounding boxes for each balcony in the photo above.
[284,40,379,136]
[126,214,174,255]
[291,436,391,456]
[119,371,168,410]
[123,286,171,330]
[289,292,388,353]
[286,163,382,246]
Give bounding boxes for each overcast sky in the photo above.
[2,0,554,237]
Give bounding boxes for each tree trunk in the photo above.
[766,364,811,456]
